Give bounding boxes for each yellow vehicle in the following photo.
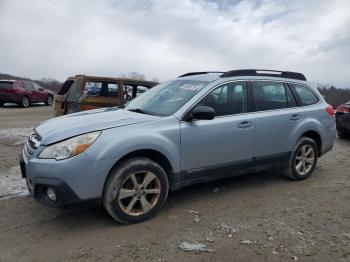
[54,75,158,116]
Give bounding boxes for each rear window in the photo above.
[58,80,75,95]
[0,81,13,88]
[84,81,102,96]
[292,84,319,106]
[252,81,288,111]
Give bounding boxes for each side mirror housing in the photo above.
[185,106,215,121]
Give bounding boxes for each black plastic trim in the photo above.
[178,71,225,78]
[32,178,94,208]
[172,152,291,190]
[220,69,307,81]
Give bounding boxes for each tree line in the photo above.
[317,85,350,108]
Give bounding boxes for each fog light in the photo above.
[46,187,57,202]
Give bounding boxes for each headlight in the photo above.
[39,131,101,160]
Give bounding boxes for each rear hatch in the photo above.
[54,78,78,116]
[0,81,14,101]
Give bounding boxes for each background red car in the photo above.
[0,80,53,108]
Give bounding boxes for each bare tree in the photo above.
[128,72,146,80]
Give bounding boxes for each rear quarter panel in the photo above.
[289,101,336,155]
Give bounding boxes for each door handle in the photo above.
[237,121,254,129]
[290,114,301,121]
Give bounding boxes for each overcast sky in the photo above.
[0,0,349,87]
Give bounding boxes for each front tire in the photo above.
[103,157,169,224]
[20,96,30,108]
[45,95,53,106]
[282,137,318,181]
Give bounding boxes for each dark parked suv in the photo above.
[0,80,53,108]
[336,101,350,138]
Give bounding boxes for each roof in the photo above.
[70,75,158,85]
[177,69,308,82]
[177,72,223,82]
[0,79,17,82]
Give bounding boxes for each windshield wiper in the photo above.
[127,108,155,115]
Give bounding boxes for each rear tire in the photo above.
[282,137,318,181]
[20,96,30,108]
[103,157,169,224]
[45,95,53,106]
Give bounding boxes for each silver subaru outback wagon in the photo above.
[20,69,336,224]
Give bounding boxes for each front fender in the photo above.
[86,118,181,174]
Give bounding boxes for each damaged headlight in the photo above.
[39,131,101,160]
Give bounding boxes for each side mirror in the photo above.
[39,88,44,91]
[186,106,215,121]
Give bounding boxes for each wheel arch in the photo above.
[20,94,30,106]
[299,130,322,157]
[102,149,177,198]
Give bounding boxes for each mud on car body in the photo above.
[20,69,336,224]
[54,75,158,116]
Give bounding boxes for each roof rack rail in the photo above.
[220,69,307,81]
[178,71,225,78]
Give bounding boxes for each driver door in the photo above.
[180,81,254,182]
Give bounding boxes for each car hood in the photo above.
[35,107,160,145]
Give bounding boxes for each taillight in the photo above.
[326,104,334,116]
[337,104,349,113]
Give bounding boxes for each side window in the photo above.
[107,83,119,97]
[58,80,74,95]
[84,82,102,96]
[252,81,287,111]
[136,86,149,97]
[124,85,134,100]
[199,81,247,117]
[293,84,319,106]
[24,82,35,89]
[33,83,43,90]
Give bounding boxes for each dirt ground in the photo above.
[0,105,349,262]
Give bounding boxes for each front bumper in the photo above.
[19,147,113,208]
[20,154,83,207]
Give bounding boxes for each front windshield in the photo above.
[125,80,209,116]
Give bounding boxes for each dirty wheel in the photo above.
[282,137,318,180]
[45,95,53,106]
[21,96,30,108]
[103,157,169,224]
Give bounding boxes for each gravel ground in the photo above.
[0,106,349,262]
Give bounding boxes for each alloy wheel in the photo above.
[22,97,29,107]
[118,171,161,216]
[295,144,315,176]
[47,96,53,105]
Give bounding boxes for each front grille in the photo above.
[23,131,42,161]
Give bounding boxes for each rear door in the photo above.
[23,81,36,101]
[250,80,300,164]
